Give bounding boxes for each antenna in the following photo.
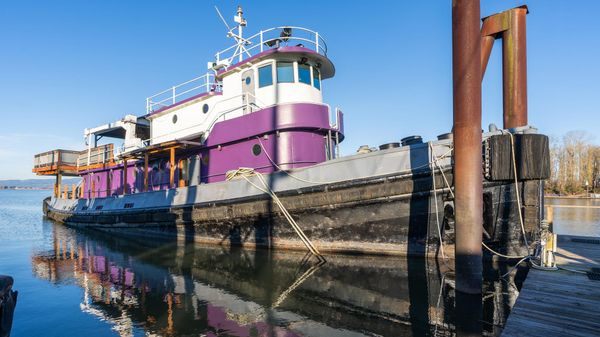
[214,6,232,31]
[212,5,251,67]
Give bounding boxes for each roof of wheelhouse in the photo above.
[143,7,334,116]
[215,46,335,80]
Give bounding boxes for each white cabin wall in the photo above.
[252,58,323,107]
[215,72,247,113]
[149,54,326,145]
[150,95,221,145]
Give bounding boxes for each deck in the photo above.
[502,235,600,336]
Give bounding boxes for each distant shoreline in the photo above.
[0,187,51,191]
[545,194,600,199]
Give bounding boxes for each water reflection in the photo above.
[546,197,600,237]
[31,225,518,336]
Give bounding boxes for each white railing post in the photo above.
[172,86,176,104]
[260,30,264,52]
[216,52,220,64]
[146,98,150,114]
[245,93,249,114]
[315,32,319,53]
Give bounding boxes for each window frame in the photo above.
[258,63,274,88]
[297,63,311,85]
[312,67,321,90]
[276,61,295,83]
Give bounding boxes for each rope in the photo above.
[481,242,528,259]
[483,131,536,272]
[503,130,529,249]
[500,256,531,278]
[271,259,326,308]
[430,144,455,199]
[256,136,455,186]
[256,137,338,185]
[430,143,446,260]
[226,168,325,262]
[557,265,587,274]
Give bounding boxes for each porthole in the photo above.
[252,144,262,156]
[245,77,251,85]
[172,114,178,123]
[202,103,209,114]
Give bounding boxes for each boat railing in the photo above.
[215,26,328,65]
[203,92,265,132]
[143,92,264,146]
[33,149,80,169]
[76,144,114,168]
[146,73,221,114]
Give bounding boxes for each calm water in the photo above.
[0,190,568,337]
[546,197,600,237]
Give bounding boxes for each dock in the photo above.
[502,235,600,336]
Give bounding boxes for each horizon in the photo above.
[1,0,599,179]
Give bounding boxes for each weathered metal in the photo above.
[452,0,483,295]
[123,158,128,195]
[144,152,149,192]
[480,5,529,129]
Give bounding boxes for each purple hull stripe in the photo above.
[203,130,326,183]
[82,102,344,197]
[206,103,336,147]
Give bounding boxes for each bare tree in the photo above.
[547,131,599,195]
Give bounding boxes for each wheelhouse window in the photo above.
[298,64,311,85]
[277,62,294,83]
[258,64,273,88]
[313,67,321,90]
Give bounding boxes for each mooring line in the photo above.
[502,130,529,249]
[430,142,447,260]
[226,168,325,262]
[271,258,326,308]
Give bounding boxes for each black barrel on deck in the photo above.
[379,142,400,150]
[401,136,423,146]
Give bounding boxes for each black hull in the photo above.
[45,169,544,258]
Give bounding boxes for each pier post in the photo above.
[452,0,483,293]
[480,6,529,129]
[453,0,483,335]
[54,172,62,198]
[144,152,149,192]
[169,148,175,188]
[178,159,186,187]
[502,7,528,129]
[123,159,128,195]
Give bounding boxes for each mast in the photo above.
[234,6,247,63]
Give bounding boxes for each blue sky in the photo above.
[1,1,599,179]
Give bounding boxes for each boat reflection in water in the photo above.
[31,225,520,336]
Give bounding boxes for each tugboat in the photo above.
[34,6,549,258]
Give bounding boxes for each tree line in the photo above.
[546,131,600,195]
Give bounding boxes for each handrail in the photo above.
[215,26,327,65]
[33,149,81,168]
[144,92,264,146]
[146,73,221,114]
[76,144,114,168]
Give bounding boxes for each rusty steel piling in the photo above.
[452,1,484,335]
[481,6,529,129]
[452,0,483,295]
